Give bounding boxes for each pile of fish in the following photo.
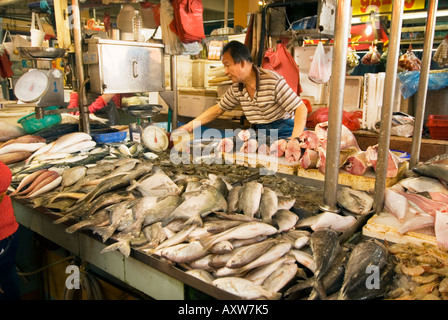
[387,241,448,300]
[10,168,62,199]
[7,141,388,299]
[3,130,414,300]
[384,154,448,249]
[216,123,404,177]
[29,155,392,299]
[0,135,47,165]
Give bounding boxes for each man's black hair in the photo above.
[222,41,253,64]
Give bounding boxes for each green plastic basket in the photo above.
[17,106,62,134]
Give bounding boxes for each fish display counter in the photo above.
[3,130,448,300]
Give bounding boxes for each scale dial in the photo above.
[142,125,169,152]
[14,70,50,103]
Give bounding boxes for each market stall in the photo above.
[1,0,448,301]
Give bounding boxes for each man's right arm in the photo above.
[177,104,225,133]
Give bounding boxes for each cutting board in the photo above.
[362,211,437,247]
[296,161,409,192]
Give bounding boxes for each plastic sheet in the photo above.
[398,71,448,99]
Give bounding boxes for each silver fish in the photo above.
[336,186,373,215]
[208,240,234,254]
[244,254,296,285]
[65,209,109,234]
[212,277,282,300]
[399,176,448,195]
[137,222,167,249]
[225,238,278,269]
[150,225,197,254]
[215,241,291,277]
[185,269,215,284]
[141,195,183,227]
[272,209,299,232]
[92,200,135,242]
[162,185,227,227]
[277,196,296,210]
[237,181,263,217]
[199,221,278,250]
[412,154,448,184]
[226,185,242,213]
[204,219,244,234]
[127,172,181,197]
[160,241,208,264]
[188,254,215,272]
[120,196,159,235]
[262,261,298,293]
[258,187,278,223]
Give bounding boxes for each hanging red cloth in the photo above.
[262,41,302,95]
[0,51,13,79]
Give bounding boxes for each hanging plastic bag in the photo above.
[361,45,381,65]
[171,0,206,44]
[306,107,361,131]
[346,47,360,74]
[308,41,331,84]
[30,12,46,47]
[398,45,421,72]
[433,36,448,67]
[2,30,13,56]
[262,41,302,94]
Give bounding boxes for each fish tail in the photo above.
[53,213,74,225]
[182,214,203,228]
[269,292,282,300]
[121,219,142,237]
[198,235,216,250]
[65,221,90,234]
[101,240,131,257]
[312,279,327,300]
[92,225,116,242]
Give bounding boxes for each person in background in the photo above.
[0,161,20,300]
[68,93,120,125]
[177,41,308,140]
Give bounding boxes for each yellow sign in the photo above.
[352,0,426,16]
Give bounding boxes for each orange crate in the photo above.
[426,115,448,140]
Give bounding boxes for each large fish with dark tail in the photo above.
[413,153,448,185]
[338,239,390,300]
[310,228,341,299]
[285,246,350,300]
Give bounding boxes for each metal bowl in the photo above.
[17,47,66,60]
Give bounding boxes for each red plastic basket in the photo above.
[426,115,448,140]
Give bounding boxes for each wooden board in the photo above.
[362,211,437,247]
[223,152,299,175]
[296,161,409,192]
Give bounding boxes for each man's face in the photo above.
[222,51,245,83]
